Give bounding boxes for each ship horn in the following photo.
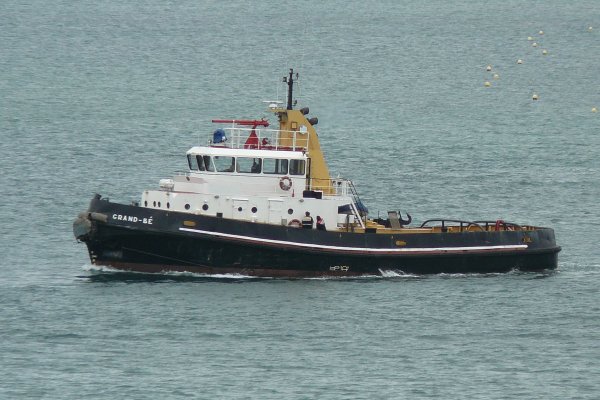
[399,212,412,226]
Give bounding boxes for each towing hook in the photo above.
[399,212,412,226]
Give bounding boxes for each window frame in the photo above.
[289,159,306,176]
[236,157,262,174]
[187,154,199,170]
[213,156,236,173]
[202,155,215,172]
[262,158,289,175]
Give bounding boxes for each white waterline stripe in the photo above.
[179,227,528,253]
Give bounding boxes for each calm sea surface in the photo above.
[1,1,599,398]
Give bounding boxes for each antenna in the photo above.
[298,21,307,101]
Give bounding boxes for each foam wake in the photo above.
[378,269,420,278]
[81,264,259,280]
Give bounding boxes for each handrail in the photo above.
[348,181,364,212]
[209,127,310,152]
[473,220,523,231]
[308,178,353,197]
[347,180,366,229]
[419,219,485,232]
[350,202,365,229]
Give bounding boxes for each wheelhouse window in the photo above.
[187,154,199,170]
[202,155,215,172]
[289,159,306,176]
[214,156,235,172]
[196,155,206,171]
[263,158,288,174]
[237,157,262,174]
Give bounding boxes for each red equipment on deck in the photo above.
[211,119,270,149]
[211,119,269,127]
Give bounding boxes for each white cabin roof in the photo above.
[187,146,306,159]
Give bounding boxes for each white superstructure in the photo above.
[141,125,362,229]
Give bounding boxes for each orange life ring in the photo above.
[288,219,301,227]
[279,176,292,191]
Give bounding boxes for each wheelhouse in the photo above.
[186,147,307,177]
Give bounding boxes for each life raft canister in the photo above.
[279,176,292,191]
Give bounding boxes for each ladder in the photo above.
[348,181,365,229]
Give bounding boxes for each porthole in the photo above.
[251,207,257,213]
[167,202,170,209]
[185,204,190,210]
[238,207,243,212]
[144,201,148,207]
[202,204,209,211]
[153,201,156,207]
[288,208,293,215]
[158,202,161,208]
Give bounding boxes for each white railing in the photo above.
[308,178,352,196]
[209,127,310,152]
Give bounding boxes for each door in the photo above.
[268,199,284,225]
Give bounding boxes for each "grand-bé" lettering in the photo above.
[112,214,153,225]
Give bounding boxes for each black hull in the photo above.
[74,197,560,277]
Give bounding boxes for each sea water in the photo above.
[1,0,599,398]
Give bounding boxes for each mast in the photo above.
[284,68,296,110]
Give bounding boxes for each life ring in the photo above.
[279,176,292,191]
[288,219,301,227]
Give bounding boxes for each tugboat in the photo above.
[73,69,560,277]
